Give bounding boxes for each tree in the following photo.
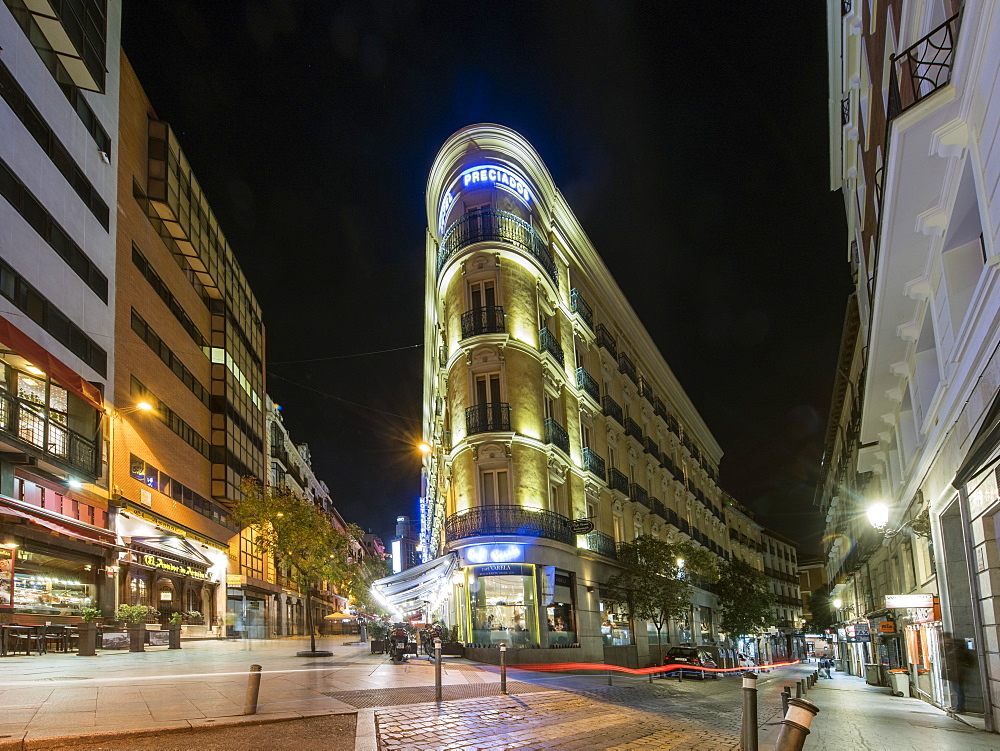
[715,557,776,647]
[605,535,718,650]
[347,554,392,615]
[805,583,835,632]
[232,478,360,654]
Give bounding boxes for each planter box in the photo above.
[464,645,581,665]
[370,639,385,654]
[440,642,465,657]
[181,624,209,636]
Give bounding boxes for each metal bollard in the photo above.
[781,686,791,717]
[774,698,820,751]
[795,680,803,699]
[434,639,442,702]
[500,643,508,695]
[243,664,262,715]
[741,671,758,751]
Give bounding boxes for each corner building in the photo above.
[422,125,730,665]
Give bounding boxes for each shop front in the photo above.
[119,539,215,625]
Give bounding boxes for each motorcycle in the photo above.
[422,624,444,657]
[389,627,410,663]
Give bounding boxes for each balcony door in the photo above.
[476,372,501,407]
[470,280,496,310]
[481,468,510,507]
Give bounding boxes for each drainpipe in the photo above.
[957,485,994,732]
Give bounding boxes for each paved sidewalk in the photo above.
[758,668,1000,750]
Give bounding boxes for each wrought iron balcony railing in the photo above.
[438,345,449,367]
[648,497,665,518]
[888,11,962,119]
[465,402,511,434]
[618,352,637,384]
[602,395,623,425]
[643,436,660,457]
[665,414,679,434]
[679,518,690,535]
[595,323,617,358]
[629,483,648,507]
[544,417,570,455]
[461,305,506,339]
[637,376,655,403]
[653,396,667,419]
[581,530,618,560]
[0,386,98,477]
[582,447,606,481]
[667,508,679,527]
[539,327,564,366]
[575,367,600,403]
[625,418,643,443]
[570,288,593,331]
[608,467,629,495]
[661,454,677,477]
[438,207,558,283]
[445,505,575,546]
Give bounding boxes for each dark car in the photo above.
[662,646,719,679]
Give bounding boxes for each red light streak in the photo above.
[513,659,801,676]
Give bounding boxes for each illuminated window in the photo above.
[481,469,510,506]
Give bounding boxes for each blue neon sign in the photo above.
[438,163,533,232]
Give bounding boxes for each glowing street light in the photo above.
[867,502,889,531]
[417,441,432,454]
[833,598,843,609]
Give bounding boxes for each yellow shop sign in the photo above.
[142,554,209,580]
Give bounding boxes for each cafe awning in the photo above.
[371,553,458,617]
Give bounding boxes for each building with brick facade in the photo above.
[0,0,122,623]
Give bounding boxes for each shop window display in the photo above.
[12,551,96,616]
[600,602,632,646]
[543,569,577,646]
[471,572,537,647]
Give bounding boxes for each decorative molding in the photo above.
[914,207,948,238]
[612,499,624,515]
[547,455,569,483]
[930,119,969,159]
[896,321,920,343]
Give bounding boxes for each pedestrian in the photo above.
[819,656,832,678]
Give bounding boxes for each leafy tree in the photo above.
[715,557,776,645]
[805,583,835,632]
[605,535,718,650]
[347,555,392,614]
[233,479,360,653]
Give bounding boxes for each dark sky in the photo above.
[122,1,851,553]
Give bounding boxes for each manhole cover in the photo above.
[323,681,550,708]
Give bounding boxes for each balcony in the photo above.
[570,288,593,331]
[581,530,618,559]
[653,396,667,419]
[539,327,564,366]
[582,447,606,481]
[629,483,648,507]
[625,418,643,444]
[461,306,506,339]
[445,505,574,546]
[637,377,655,403]
[544,417,570,455]
[595,323,617,358]
[648,497,665,518]
[0,386,98,478]
[608,467,629,495]
[438,208,558,283]
[643,436,659,457]
[575,367,600,403]
[465,402,511,435]
[678,519,690,535]
[602,395,623,425]
[888,11,962,119]
[618,352,637,384]
[667,509,680,527]
[661,454,677,477]
[665,414,679,434]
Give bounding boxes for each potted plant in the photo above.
[368,621,389,654]
[115,604,158,652]
[167,611,183,649]
[441,624,465,657]
[76,606,101,656]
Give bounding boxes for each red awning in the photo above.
[0,497,117,548]
[0,314,105,410]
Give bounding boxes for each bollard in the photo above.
[608,666,613,686]
[781,686,791,717]
[741,671,758,751]
[500,643,507,695]
[795,680,803,699]
[774,698,820,751]
[243,664,262,715]
[434,639,442,702]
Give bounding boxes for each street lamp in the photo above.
[867,502,931,539]
[867,503,889,531]
[833,598,842,609]
[417,441,432,454]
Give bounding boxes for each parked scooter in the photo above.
[389,625,410,663]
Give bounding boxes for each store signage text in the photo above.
[471,563,533,577]
[465,544,523,564]
[142,554,209,580]
[885,593,934,609]
[438,163,533,232]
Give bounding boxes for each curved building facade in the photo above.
[421,125,731,663]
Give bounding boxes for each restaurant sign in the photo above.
[142,554,209,580]
[471,563,533,578]
[885,593,934,609]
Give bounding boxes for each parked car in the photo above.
[662,646,719,679]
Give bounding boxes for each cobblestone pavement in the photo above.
[375,670,792,750]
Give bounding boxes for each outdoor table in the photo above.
[1,625,43,655]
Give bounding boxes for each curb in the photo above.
[0,710,358,750]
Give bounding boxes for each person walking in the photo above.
[819,656,832,678]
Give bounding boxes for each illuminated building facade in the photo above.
[823,0,1000,723]
[760,528,803,661]
[421,124,731,664]
[114,52,265,634]
[0,0,121,621]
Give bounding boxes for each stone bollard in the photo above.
[434,639,442,703]
[500,643,508,695]
[795,680,803,699]
[243,664,262,715]
[741,671,758,751]
[774,698,820,751]
[781,686,792,717]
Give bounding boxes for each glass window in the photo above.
[12,551,96,616]
[600,601,632,646]
[470,571,537,648]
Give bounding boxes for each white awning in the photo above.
[371,553,458,617]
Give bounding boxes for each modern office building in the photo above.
[823,0,1000,724]
[0,0,122,621]
[113,52,266,634]
[416,124,731,664]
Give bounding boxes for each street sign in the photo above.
[570,519,595,534]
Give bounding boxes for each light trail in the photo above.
[512,659,802,676]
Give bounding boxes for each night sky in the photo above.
[122,1,852,553]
